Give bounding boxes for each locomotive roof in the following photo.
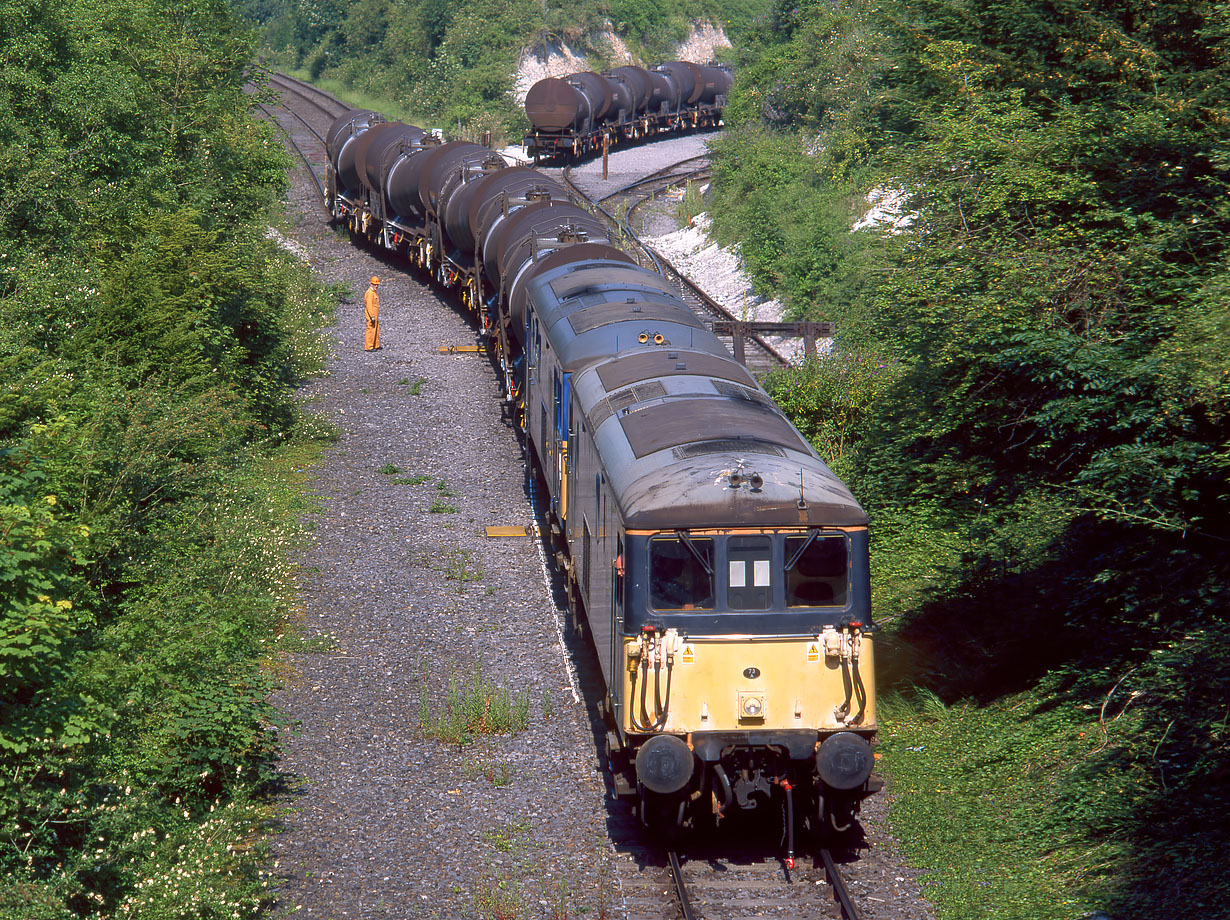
[526,258,717,371]
[522,258,868,530]
[574,352,869,529]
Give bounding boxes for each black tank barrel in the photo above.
[695,65,733,105]
[351,121,407,198]
[327,109,383,194]
[362,123,425,194]
[604,76,633,123]
[570,71,614,122]
[656,61,702,106]
[385,136,440,221]
[605,66,652,112]
[525,78,588,132]
[376,130,432,210]
[646,69,677,113]
[460,166,568,257]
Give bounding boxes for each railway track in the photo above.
[670,847,864,920]
[596,800,869,920]
[266,71,350,123]
[635,837,866,919]
[252,73,349,207]
[561,160,788,371]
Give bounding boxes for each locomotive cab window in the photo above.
[785,533,848,607]
[650,535,714,611]
[727,536,772,610]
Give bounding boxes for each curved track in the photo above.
[254,72,351,208]
[267,72,349,124]
[561,160,787,371]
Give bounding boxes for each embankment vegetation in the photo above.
[241,0,763,141]
[712,1,1228,916]
[1,1,337,916]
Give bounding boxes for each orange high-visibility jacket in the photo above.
[364,286,381,350]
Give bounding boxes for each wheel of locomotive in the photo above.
[639,789,687,840]
[817,791,858,840]
[566,572,586,638]
[799,783,822,840]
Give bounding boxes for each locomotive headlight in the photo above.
[738,691,766,722]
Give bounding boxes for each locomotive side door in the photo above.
[555,371,571,522]
[610,532,624,725]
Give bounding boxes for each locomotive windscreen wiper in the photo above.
[676,530,712,575]
[785,529,819,571]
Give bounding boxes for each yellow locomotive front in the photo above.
[609,526,879,849]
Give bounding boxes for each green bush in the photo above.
[0,452,101,756]
[0,1,340,916]
[761,351,900,477]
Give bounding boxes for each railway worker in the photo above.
[364,276,382,351]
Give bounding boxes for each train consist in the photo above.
[523,61,731,160]
[325,107,879,850]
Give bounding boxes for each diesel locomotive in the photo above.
[325,103,879,851]
[523,61,731,160]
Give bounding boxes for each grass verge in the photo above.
[419,665,531,746]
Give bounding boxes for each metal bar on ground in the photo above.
[484,525,533,538]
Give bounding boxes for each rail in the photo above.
[667,849,697,920]
[563,161,788,369]
[820,847,863,920]
[267,72,350,122]
[254,101,327,206]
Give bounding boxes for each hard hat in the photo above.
[370,276,380,285]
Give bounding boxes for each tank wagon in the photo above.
[325,108,879,853]
[523,61,732,161]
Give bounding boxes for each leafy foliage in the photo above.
[243,0,759,141]
[761,351,901,478]
[0,453,101,756]
[712,0,1230,915]
[0,1,339,916]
